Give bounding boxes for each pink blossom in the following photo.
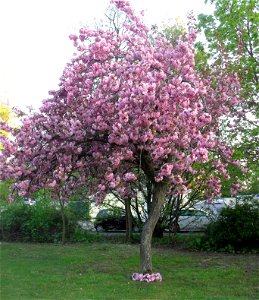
[69,34,78,41]
[192,148,208,161]
[230,182,241,196]
[98,184,106,191]
[233,160,241,166]
[48,180,57,188]
[105,173,114,181]
[124,172,137,182]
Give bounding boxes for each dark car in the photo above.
[94,208,139,232]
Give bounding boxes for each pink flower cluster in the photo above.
[124,172,137,182]
[230,182,241,196]
[132,272,162,282]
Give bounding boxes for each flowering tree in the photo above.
[0,0,242,279]
[0,102,15,144]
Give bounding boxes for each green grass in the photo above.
[1,242,258,300]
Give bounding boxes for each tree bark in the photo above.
[140,182,167,274]
[125,197,133,241]
[146,179,153,215]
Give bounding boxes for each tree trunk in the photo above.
[146,180,153,215]
[140,182,167,274]
[125,197,133,241]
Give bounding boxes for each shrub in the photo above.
[0,200,77,242]
[68,200,90,221]
[198,203,259,253]
[0,202,32,241]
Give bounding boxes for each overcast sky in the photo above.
[0,0,214,109]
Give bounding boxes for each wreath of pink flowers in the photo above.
[132,272,162,282]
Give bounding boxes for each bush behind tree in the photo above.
[197,203,259,253]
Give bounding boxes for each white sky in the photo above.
[0,0,214,109]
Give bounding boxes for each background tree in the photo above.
[0,103,16,202]
[198,0,259,195]
[198,0,258,96]
[0,0,242,278]
[0,103,13,148]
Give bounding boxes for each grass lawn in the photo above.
[1,242,258,300]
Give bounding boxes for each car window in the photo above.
[96,210,112,218]
[193,210,207,216]
[96,209,124,218]
[180,209,207,217]
[181,210,193,216]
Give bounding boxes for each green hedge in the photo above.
[0,200,78,243]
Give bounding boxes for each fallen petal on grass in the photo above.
[132,272,162,282]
